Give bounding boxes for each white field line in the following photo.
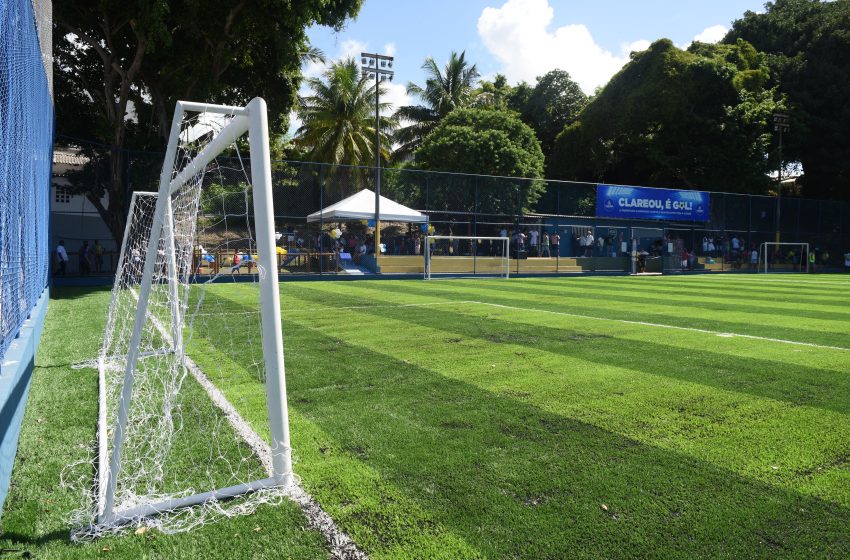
[126,288,367,559]
[297,299,850,352]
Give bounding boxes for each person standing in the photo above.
[529,229,539,257]
[551,231,560,258]
[55,240,69,276]
[93,240,105,273]
[541,231,550,257]
[583,230,594,257]
[809,248,816,273]
[79,241,92,276]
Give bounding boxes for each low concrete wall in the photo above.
[0,287,49,514]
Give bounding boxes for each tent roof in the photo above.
[306,189,427,223]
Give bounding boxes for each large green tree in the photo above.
[53,0,362,244]
[411,108,545,215]
[551,39,782,195]
[725,0,850,200]
[392,51,480,162]
[516,70,588,161]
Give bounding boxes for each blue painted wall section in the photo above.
[0,288,49,510]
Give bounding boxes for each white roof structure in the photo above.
[306,189,427,223]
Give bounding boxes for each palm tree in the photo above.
[296,58,397,169]
[392,51,480,162]
[471,74,513,110]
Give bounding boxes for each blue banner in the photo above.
[596,185,709,222]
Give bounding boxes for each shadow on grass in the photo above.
[49,286,111,301]
[200,288,850,559]
[0,528,70,548]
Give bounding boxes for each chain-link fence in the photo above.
[52,148,850,276]
[1,0,53,357]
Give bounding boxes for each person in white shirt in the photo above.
[55,240,69,276]
[529,229,539,256]
[583,230,594,257]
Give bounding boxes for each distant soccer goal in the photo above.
[424,235,510,279]
[758,242,810,273]
[71,98,292,538]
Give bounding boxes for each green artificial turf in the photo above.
[3,275,850,559]
[0,288,330,560]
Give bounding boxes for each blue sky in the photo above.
[302,0,767,115]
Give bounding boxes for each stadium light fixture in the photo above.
[360,52,394,260]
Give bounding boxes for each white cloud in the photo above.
[380,81,409,116]
[339,39,369,62]
[693,24,728,44]
[623,39,651,55]
[477,0,648,93]
[383,42,397,57]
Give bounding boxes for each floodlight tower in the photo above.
[773,113,790,244]
[361,52,394,262]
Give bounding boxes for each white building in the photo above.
[51,147,116,273]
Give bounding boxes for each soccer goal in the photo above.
[758,242,810,273]
[73,98,292,537]
[424,235,510,279]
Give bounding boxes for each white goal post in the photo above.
[758,242,810,273]
[84,98,292,535]
[424,235,510,279]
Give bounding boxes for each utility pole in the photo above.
[773,113,790,244]
[361,52,394,263]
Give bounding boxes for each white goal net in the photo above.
[66,99,292,538]
[758,242,810,273]
[424,235,510,279]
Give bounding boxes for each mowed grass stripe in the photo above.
[286,281,850,374]
[530,276,850,310]
[535,275,850,303]
[194,286,486,558]
[320,279,850,348]
[271,301,850,557]
[423,278,850,325]
[446,277,850,329]
[284,285,850,499]
[268,283,850,557]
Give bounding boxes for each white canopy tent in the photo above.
[306,189,427,223]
